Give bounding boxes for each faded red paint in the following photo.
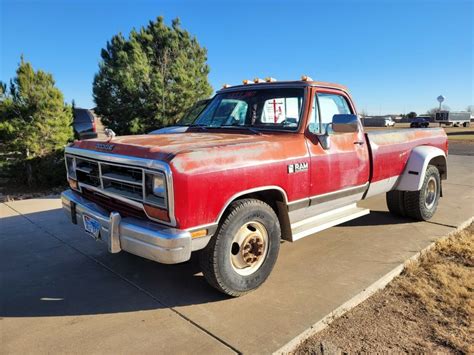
[71,82,448,229]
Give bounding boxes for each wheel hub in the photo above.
[425,176,437,209]
[241,235,265,266]
[230,221,269,276]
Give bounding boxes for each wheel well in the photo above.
[429,155,447,180]
[221,189,292,241]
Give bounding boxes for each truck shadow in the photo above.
[1,209,228,319]
[340,210,417,227]
[1,207,417,319]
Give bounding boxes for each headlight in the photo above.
[152,173,166,198]
[145,172,167,208]
[66,156,76,179]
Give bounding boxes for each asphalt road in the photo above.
[449,141,474,156]
[1,155,473,354]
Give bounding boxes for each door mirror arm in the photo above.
[316,123,332,150]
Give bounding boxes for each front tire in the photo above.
[404,165,441,221]
[199,199,281,297]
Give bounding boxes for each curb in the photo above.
[274,217,474,354]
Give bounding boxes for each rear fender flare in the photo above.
[395,146,447,191]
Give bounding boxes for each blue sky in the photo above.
[1,0,472,115]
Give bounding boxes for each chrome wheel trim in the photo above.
[230,221,269,276]
[424,176,437,209]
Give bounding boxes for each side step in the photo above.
[290,204,370,242]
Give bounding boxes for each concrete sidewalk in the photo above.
[1,155,473,354]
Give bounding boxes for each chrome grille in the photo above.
[68,155,166,208]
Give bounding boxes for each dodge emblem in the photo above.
[96,143,115,151]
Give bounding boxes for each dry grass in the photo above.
[295,222,474,354]
[396,223,474,353]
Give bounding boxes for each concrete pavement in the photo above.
[1,155,473,354]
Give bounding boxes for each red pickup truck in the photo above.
[62,78,448,296]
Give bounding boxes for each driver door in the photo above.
[305,88,370,210]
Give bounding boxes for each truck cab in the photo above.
[62,77,448,296]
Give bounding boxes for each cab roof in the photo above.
[217,80,349,94]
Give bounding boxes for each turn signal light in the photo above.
[301,75,313,81]
[68,178,79,191]
[144,204,170,222]
[190,229,207,239]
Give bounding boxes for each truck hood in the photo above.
[71,132,297,173]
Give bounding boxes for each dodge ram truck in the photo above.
[61,77,448,296]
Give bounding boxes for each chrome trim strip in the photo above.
[65,147,170,171]
[309,183,369,205]
[66,147,176,227]
[215,186,289,223]
[286,183,370,213]
[287,197,310,211]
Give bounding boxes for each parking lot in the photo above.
[1,154,473,354]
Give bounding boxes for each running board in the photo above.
[290,204,370,242]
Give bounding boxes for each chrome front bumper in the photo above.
[61,189,200,264]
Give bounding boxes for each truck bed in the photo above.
[366,128,448,183]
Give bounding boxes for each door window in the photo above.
[314,93,352,133]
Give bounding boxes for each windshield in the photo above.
[193,88,305,131]
[176,99,210,126]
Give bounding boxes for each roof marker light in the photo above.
[222,83,231,89]
[265,77,277,82]
[253,78,264,83]
[242,79,251,85]
[301,75,313,81]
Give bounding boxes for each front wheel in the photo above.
[199,199,281,297]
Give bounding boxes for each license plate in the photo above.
[83,215,101,239]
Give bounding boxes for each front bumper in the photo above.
[61,189,201,264]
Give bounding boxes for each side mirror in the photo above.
[332,114,359,133]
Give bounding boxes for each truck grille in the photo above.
[68,155,166,208]
[82,188,147,220]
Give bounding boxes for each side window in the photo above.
[317,93,352,133]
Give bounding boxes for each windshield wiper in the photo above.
[188,124,207,131]
[220,125,262,135]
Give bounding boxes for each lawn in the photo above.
[295,222,474,354]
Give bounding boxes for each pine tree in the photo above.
[0,57,73,186]
[93,17,213,135]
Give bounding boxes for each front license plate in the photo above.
[83,215,101,239]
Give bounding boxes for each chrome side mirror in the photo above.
[332,114,359,133]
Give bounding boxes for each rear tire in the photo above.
[386,190,406,217]
[199,199,281,297]
[404,165,441,221]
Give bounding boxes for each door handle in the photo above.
[354,141,365,145]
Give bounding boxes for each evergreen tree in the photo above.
[0,57,73,186]
[93,17,213,135]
